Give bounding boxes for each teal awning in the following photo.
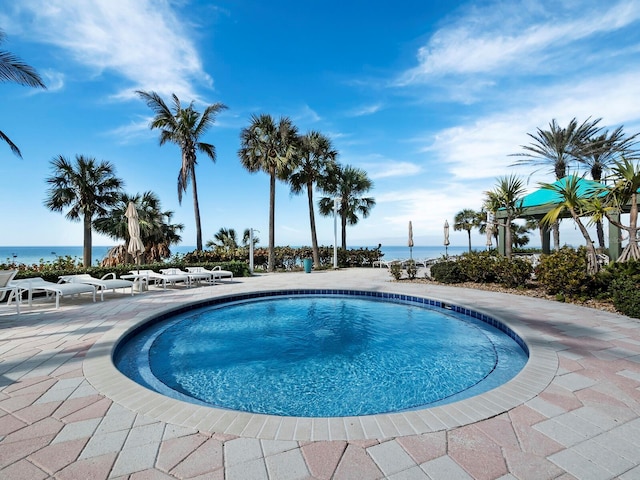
[520,176,606,209]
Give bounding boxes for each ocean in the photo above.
[0,245,472,267]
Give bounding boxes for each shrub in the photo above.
[389,263,403,280]
[536,247,593,297]
[430,260,465,283]
[495,256,533,288]
[610,274,640,318]
[457,251,498,283]
[405,260,417,280]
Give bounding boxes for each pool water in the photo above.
[115,295,527,417]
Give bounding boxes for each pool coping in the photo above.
[83,285,558,441]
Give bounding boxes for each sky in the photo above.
[1,0,640,250]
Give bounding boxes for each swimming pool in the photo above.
[114,290,528,417]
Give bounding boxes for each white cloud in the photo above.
[347,103,383,117]
[368,161,422,179]
[397,0,640,85]
[11,0,211,101]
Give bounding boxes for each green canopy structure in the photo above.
[494,176,622,259]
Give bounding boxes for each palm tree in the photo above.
[511,117,602,249]
[539,176,600,274]
[241,228,260,248]
[94,191,183,264]
[44,155,123,267]
[485,175,526,259]
[577,127,639,248]
[318,164,375,249]
[1,29,46,158]
[238,114,299,271]
[289,131,338,268]
[453,208,479,253]
[136,90,227,251]
[207,227,239,251]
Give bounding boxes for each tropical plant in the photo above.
[289,131,338,268]
[238,114,299,271]
[599,157,640,262]
[44,155,123,267]
[1,29,46,158]
[318,164,375,249]
[136,90,227,251]
[577,127,639,247]
[453,208,479,253]
[485,175,526,259]
[511,117,602,249]
[241,228,260,248]
[207,227,239,251]
[538,176,600,274]
[94,191,183,264]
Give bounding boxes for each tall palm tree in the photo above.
[238,114,299,271]
[94,191,183,264]
[539,176,600,273]
[136,90,227,251]
[577,127,639,248]
[485,175,526,259]
[453,208,479,253]
[1,29,46,158]
[44,155,123,267]
[289,131,338,268]
[318,164,375,249]
[511,117,602,249]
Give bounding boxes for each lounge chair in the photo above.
[59,273,134,296]
[160,268,211,286]
[185,266,230,284]
[0,270,20,314]
[131,269,189,289]
[10,277,97,309]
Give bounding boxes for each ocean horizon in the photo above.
[1,244,473,267]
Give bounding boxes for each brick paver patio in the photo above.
[1,268,639,479]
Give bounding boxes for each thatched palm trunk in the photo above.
[191,169,203,251]
[307,182,321,268]
[268,170,276,272]
[83,215,92,267]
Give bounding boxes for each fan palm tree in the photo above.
[511,117,602,249]
[1,29,46,158]
[136,90,227,251]
[289,131,338,268]
[207,227,239,251]
[318,164,375,249]
[577,127,639,248]
[539,176,600,273]
[44,155,123,267]
[485,175,526,259]
[94,191,183,264]
[238,114,299,271]
[453,208,479,253]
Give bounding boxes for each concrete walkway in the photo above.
[1,268,639,479]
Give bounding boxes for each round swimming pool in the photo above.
[114,291,528,417]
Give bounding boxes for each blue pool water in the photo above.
[115,293,527,417]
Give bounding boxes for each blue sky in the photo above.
[2,0,640,249]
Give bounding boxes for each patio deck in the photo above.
[1,268,639,479]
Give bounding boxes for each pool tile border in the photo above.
[84,287,557,441]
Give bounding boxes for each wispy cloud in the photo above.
[367,160,422,179]
[11,0,212,102]
[397,0,640,86]
[347,103,383,117]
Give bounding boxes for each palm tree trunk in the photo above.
[268,171,276,272]
[570,209,599,274]
[341,210,347,250]
[307,182,320,268]
[595,220,605,249]
[83,214,92,267]
[191,169,203,251]
[552,221,560,250]
[467,230,472,253]
[619,192,639,262]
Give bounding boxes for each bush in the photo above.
[610,274,640,318]
[405,260,417,280]
[457,251,498,283]
[430,260,465,283]
[495,256,533,288]
[536,247,593,297]
[389,263,403,280]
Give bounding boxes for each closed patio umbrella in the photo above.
[408,221,414,260]
[125,202,144,273]
[444,220,450,257]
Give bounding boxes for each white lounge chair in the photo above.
[132,269,189,289]
[210,265,234,282]
[160,268,211,286]
[59,273,134,296]
[185,266,230,284]
[10,277,97,309]
[0,270,20,314]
